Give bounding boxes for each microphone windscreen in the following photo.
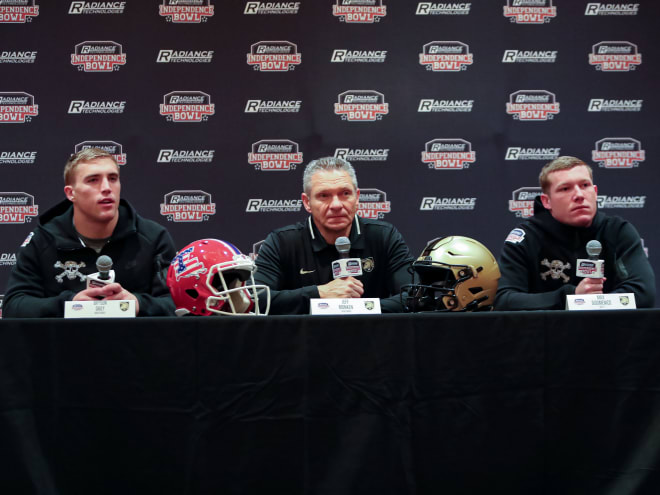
[586,240,602,257]
[96,255,113,272]
[335,236,351,255]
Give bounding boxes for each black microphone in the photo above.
[86,255,116,289]
[576,240,604,278]
[332,236,362,279]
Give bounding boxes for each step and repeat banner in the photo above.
[0,1,658,309]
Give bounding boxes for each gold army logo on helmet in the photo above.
[402,236,501,312]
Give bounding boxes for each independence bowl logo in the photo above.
[506,90,559,121]
[335,90,388,122]
[503,0,556,24]
[160,190,216,222]
[589,42,641,72]
[0,92,38,123]
[71,41,126,72]
[0,0,39,23]
[247,41,301,71]
[69,2,127,14]
[421,139,476,169]
[509,187,541,218]
[244,2,300,14]
[248,140,303,171]
[160,91,215,123]
[333,0,386,23]
[416,2,471,15]
[0,192,39,224]
[159,0,214,23]
[358,189,391,219]
[592,138,645,169]
[75,141,126,166]
[419,42,473,71]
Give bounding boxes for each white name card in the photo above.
[310,298,381,315]
[566,293,636,311]
[65,299,136,318]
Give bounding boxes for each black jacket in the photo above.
[254,216,414,314]
[3,199,176,317]
[495,197,655,310]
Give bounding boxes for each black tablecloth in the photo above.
[1,310,659,495]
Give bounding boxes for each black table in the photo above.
[1,310,659,495]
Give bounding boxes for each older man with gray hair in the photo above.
[254,157,414,314]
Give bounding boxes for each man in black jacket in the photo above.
[3,148,176,317]
[254,157,413,314]
[495,156,655,310]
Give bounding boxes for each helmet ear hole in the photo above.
[185,288,199,299]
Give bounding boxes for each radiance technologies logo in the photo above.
[334,148,389,162]
[157,149,214,163]
[588,99,642,112]
[502,49,557,63]
[505,147,560,160]
[420,197,476,211]
[75,141,126,165]
[0,50,36,63]
[0,92,38,123]
[246,198,302,212]
[69,2,126,14]
[422,139,476,169]
[160,190,216,222]
[333,0,386,23]
[69,100,125,114]
[0,151,37,164]
[416,3,471,15]
[245,100,301,113]
[331,49,387,63]
[597,195,645,209]
[244,2,300,14]
[159,0,214,23]
[585,3,639,15]
[157,50,213,63]
[418,99,473,112]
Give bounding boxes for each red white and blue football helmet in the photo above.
[167,239,270,316]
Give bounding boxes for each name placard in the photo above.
[310,298,381,315]
[65,299,136,318]
[565,293,636,311]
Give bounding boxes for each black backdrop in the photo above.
[1,0,658,306]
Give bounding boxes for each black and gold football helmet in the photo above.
[403,236,500,312]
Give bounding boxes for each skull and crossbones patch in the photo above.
[540,258,571,283]
[54,260,87,283]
